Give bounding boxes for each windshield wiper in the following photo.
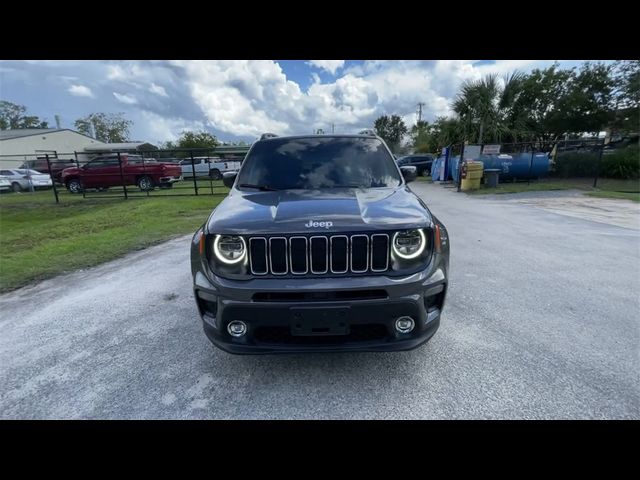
[238,183,280,191]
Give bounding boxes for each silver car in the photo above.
[0,176,11,192]
[0,169,53,192]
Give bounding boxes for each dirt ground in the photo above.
[489,190,640,231]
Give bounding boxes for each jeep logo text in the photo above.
[305,220,333,228]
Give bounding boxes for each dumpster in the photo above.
[460,161,483,191]
[484,168,501,188]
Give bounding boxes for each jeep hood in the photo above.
[206,186,432,235]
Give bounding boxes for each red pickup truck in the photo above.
[61,154,182,193]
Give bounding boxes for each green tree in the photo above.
[560,62,614,136]
[0,101,48,129]
[410,120,436,153]
[430,116,462,149]
[452,71,526,144]
[165,130,219,151]
[510,64,573,147]
[513,62,614,148]
[75,112,132,143]
[161,131,219,158]
[609,60,640,136]
[374,114,408,152]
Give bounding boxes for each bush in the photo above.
[552,151,600,178]
[601,146,640,179]
[552,145,639,179]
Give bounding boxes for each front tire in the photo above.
[66,178,83,194]
[137,175,155,191]
[11,182,22,192]
[209,169,222,180]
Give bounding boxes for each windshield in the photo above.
[236,137,402,190]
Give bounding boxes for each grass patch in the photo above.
[467,177,640,199]
[467,181,573,195]
[585,191,640,202]
[0,185,228,292]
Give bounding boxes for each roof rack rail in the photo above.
[358,129,377,136]
[260,133,279,140]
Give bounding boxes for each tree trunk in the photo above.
[478,120,484,144]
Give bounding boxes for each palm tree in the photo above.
[453,71,525,144]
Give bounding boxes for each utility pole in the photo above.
[331,123,335,134]
[417,102,425,123]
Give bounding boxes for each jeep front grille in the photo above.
[249,234,389,276]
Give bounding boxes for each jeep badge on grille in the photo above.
[305,220,333,228]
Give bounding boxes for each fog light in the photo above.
[395,316,415,334]
[227,320,247,337]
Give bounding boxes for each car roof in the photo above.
[257,134,380,142]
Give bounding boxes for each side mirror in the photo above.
[400,166,417,183]
[222,171,237,188]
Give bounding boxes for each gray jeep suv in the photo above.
[190,133,449,354]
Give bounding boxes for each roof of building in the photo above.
[83,142,153,152]
[0,128,99,142]
[0,129,67,140]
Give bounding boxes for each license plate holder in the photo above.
[290,306,350,336]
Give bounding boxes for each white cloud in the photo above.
[67,84,94,98]
[173,60,299,137]
[107,64,147,82]
[172,60,536,139]
[308,60,345,75]
[149,82,168,97]
[113,92,138,105]
[137,111,205,144]
[10,59,602,143]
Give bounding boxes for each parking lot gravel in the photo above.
[1,182,638,419]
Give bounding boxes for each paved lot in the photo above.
[1,183,639,419]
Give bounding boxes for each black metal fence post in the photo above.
[190,151,198,195]
[74,151,86,199]
[209,150,215,195]
[593,139,604,188]
[118,152,128,199]
[528,143,534,185]
[143,153,150,197]
[45,154,59,204]
[457,143,465,192]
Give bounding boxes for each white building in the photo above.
[0,129,107,168]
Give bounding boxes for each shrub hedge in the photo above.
[552,146,639,179]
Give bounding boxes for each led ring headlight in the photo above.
[392,229,426,260]
[213,235,247,264]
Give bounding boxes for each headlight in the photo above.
[392,229,426,259]
[213,235,246,264]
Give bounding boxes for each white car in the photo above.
[0,176,11,192]
[0,169,53,192]
[179,157,242,180]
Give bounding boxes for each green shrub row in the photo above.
[551,146,639,179]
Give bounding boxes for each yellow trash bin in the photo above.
[460,161,484,191]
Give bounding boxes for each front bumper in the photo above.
[193,262,447,354]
